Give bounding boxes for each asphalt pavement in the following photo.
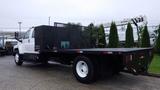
[0,56,160,90]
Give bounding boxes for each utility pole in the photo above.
[48,16,51,26]
[18,22,22,38]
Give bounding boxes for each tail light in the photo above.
[130,55,133,61]
[125,54,133,64]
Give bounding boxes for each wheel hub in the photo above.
[76,61,88,78]
[15,54,19,63]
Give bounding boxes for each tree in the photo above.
[65,22,82,30]
[82,23,98,48]
[87,23,98,47]
[154,25,160,53]
[125,23,134,47]
[98,25,106,48]
[108,22,119,48]
[138,26,144,47]
[141,25,150,47]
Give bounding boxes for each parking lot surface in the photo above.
[0,56,160,90]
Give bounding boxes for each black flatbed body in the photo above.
[41,47,153,75]
[44,48,153,55]
[60,48,152,52]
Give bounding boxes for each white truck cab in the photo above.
[14,28,40,65]
[14,28,38,54]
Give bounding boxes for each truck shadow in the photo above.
[20,62,146,86]
[22,61,72,72]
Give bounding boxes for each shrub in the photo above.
[141,25,151,47]
[98,25,106,48]
[108,22,119,48]
[154,25,160,53]
[125,23,134,47]
[82,23,98,48]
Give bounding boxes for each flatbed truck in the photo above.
[13,25,153,83]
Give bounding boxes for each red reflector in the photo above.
[77,50,83,53]
[103,52,113,54]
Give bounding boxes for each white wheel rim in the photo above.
[15,54,19,63]
[76,61,88,78]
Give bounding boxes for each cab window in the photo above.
[23,30,31,39]
[32,30,35,38]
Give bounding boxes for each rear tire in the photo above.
[39,55,48,65]
[73,56,98,84]
[14,52,23,66]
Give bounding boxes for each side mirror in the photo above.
[15,32,22,42]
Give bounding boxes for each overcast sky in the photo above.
[0,0,160,31]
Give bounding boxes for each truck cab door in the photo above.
[22,30,31,53]
[28,29,35,53]
[22,28,36,54]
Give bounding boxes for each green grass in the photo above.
[148,54,160,74]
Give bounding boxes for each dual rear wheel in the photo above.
[73,56,98,84]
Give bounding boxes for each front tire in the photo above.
[73,56,98,84]
[14,52,23,66]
